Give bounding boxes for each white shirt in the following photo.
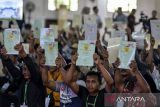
[151,66,160,90]
[60,83,78,104]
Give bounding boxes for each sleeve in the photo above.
[1,57,23,92]
[78,85,88,98]
[1,57,22,79]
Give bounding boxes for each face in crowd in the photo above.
[86,72,101,95]
[22,65,31,80]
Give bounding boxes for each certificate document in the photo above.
[118,41,136,69]
[72,14,82,28]
[76,41,95,66]
[49,25,58,39]
[42,42,58,66]
[107,37,122,63]
[4,28,20,54]
[84,23,97,41]
[111,30,126,41]
[40,28,55,44]
[151,20,160,39]
[84,15,97,24]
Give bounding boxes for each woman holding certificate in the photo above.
[14,44,46,107]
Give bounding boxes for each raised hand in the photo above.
[14,43,26,58]
[113,58,120,69]
[101,48,109,59]
[55,53,67,68]
[0,47,8,58]
[71,53,78,65]
[37,46,44,55]
[150,36,155,48]
[129,60,138,74]
[0,47,7,55]
[14,43,24,52]
[96,40,101,48]
[93,53,101,65]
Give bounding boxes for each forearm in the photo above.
[2,57,22,79]
[103,59,110,71]
[114,69,123,91]
[148,47,153,66]
[40,67,48,86]
[97,64,113,86]
[65,63,76,84]
[135,71,150,92]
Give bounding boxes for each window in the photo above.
[48,0,78,11]
[107,0,137,12]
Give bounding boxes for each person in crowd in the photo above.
[1,44,46,107]
[64,53,113,107]
[22,24,33,43]
[0,56,20,107]
[112,7,127,23]
[41,54,82,107]
[93,6,103,29]
[113,58,157,106]
[127,9,139,33]
[148,10,158,33]
[82,6,90,25]
[45,55,65,107]
[1,4,160,107]
[136,36,160,92]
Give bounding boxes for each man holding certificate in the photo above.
[64,53,113,107]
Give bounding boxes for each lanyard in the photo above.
[86,93,99,107]
[23,81,29,105]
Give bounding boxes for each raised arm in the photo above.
[93,53,114,92]
[0,47,23,92]
[129,60,151,93]
[64,53,79,94]
[14,44,42,85]
[0,47,22,79]
[41,54,65,91]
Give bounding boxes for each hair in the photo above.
[34,44,40,50]
[132,9,136,12]
[85,71,102,85]
[82,7,90,14]
[152,10,157,13]
[118,7,122,11]
[93,6,98,11]
[25,24,32,30]
[63,64,80,73]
